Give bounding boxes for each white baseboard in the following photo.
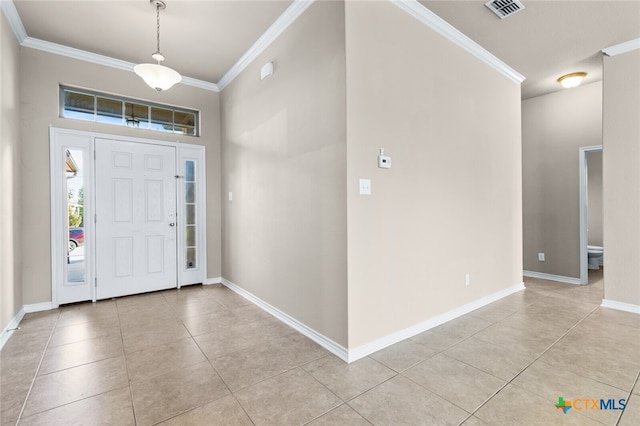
[221,278,349,362]
[23,302,55,313]
[523,270,582,285]
[221,278,524,364]
[1,302,56,350]
[0,307,25,350]
[347,282,526,362]
[601,299,640,315]
[203,277,222,285]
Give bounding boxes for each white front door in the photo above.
[95,138,177,299]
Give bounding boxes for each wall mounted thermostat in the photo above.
[378,148,391,169]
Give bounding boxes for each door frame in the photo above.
[50,127,207,307]
[579,145,603,285]
[50,130,96,306]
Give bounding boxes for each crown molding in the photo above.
[217,0,315,91]
[4,0,218,92]
[602,38,640,57]
[1,0,27,42]
[3,0,304,93]
[23,37,134,71]
[390,0,525,84]
[21,37,219,92]
[180,76,219,92]
[6,0,525,93]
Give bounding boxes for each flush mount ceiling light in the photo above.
[134,0,182,92]
[557,72,587,89]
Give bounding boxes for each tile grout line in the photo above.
[208,349,338,425]
[114,298,140,426]
[14,311,61,424]
[13,284,617,425]
[130,288,292,424]
[615,369,640,426]
[390,299,528,421]
[198,345,250,424]
[456,302,602,425]
[316,285,603,424]
[299,355,384,426]
[394,304,523,418]
[185,294,269,426]
[133,292,219,425]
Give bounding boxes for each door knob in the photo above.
[169,223,175,227]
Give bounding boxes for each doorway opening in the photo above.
[579,145,603,285]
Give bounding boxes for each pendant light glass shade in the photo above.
[136,0,181,92]
[134,63,182,92]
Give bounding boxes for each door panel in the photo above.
[96,139,177,299]
[114,237,134,277]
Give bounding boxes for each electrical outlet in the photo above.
[465,273,470,286]
[538,252,545,262]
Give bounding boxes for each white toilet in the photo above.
[587,245,604,270]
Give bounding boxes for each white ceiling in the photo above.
[423,0,640,99]
[12,0,292,84]
[8,0,640,98]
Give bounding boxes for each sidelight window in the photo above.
[184,160,197,270]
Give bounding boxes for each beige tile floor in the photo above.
[2,268,639,425]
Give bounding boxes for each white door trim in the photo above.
[50,127,206,307]
[50,128,96,307]
[579,145,603,285]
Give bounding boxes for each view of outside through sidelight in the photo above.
[185,160,197,270]
[66,149,85,283]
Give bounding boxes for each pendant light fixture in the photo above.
[134,0,182,92]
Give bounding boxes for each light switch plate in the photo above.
[359,179,371,195]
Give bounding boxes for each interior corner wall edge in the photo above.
[19,47,222,305]
[1,7,24,332]
[602,49,640,306]
[521,82,603,278]
[345,0,523,348]
[219,1,348,347]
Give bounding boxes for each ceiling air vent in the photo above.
[485,0,525,19]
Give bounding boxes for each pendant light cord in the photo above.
[156,3,161,59]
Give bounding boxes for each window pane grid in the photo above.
[184,160,197,269]
[60,86,199,136]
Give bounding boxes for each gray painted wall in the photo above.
[345,0,523,348]
[522,82,602,279]
[220,1,348,346]
[1,9,23,331]
[603,49,640,306]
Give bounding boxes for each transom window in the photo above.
[60,86,199,136]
